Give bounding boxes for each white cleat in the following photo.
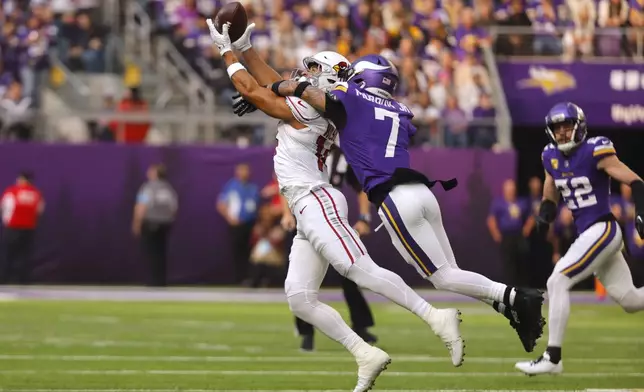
[426,308,465,367]
[515,352,563,376]
[353,346,391,392]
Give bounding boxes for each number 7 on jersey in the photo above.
[374,107,400,158]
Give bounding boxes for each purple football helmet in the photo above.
[346,54,399,99]
[545,102,587,152]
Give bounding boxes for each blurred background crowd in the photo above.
[3,0,642,146]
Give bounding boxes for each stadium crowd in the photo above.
[0,0,105,139]
[2,0,643,145]
[143,0,643,148]
[144,0,499,148]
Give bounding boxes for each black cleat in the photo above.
[300,334,314,352]
[355,328,378,344]
[508,288,546,352]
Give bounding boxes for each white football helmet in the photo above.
[302,51,351,91]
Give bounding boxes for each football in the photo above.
[213,2,248,43]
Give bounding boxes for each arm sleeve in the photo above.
[324,83,350,130]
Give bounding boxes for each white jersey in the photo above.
[274,96,339,209]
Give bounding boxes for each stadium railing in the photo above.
[489,25,644,61]
[482,45,513,150]
[124,1,214,112]
[37,109,277,145]
[32,110,504,148]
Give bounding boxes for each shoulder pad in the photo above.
[541,144,555,163]
[331,82,349,93]
[586,136,613,147]
[586,136,616,158]
[284,96,321,124]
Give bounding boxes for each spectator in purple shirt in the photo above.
[19,15,49,105]
[494,0,513,21]
[1,20,21,76]
[170,0,200,36]
[453,7,490,58]
[532,0,563,55]
[442,94,469,148]
[487,179,532,286]
[468,93,497,148]
[293,3,314,30]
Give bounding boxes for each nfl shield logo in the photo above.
[551,158,559,170]
[383,77,391,86]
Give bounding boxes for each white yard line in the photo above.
[0,389,610,392]
[0,354,640,364]
[4,389,642,392]
[0,370,642,377]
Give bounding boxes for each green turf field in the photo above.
[0,299,642,391]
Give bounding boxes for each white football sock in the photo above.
[287,291,364,353]
[346,255,432,318]
[429,266,516,305]
[545,272,571,347]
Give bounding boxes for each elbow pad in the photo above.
[538,199,558,224]
[631,180,644,213]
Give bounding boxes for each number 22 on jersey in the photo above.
[555,176,597,209]
[374,107,400,158]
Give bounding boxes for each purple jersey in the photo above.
[542,136,617,234]
[329,82,417,193]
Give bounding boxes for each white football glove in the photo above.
[232,23,255,52]
[206,19,232,55]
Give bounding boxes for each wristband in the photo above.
[271,81,284,96]
[538,199,557,224]
[294,81,311,98]
[631,180,644,212]
[227,62,246,79]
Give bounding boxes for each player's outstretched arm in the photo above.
[598,155,643,185]
[228,23,283,85]
[271,80,348,129]
[240,47,283,85]
[222,52,296,121]
[207,21,303,126]
[598,155,644,236]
